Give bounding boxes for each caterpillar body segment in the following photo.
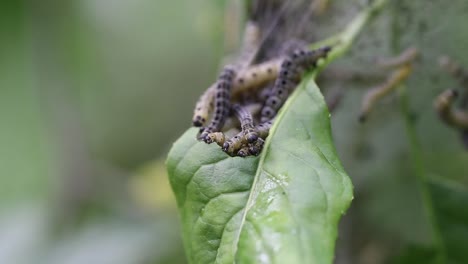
[204,132,226,147]
[439,56,468,109]
[232,103,259,143]
[231,58,282,99]
[261,46,332,122]
[222,103,262,131]
[237,145,252,157]
[247,138,265,156]
[434,89,468,130]
[256,119,274,139]
[243,119,274,157]
[222,131,245,155]
[200,66,237,142]
[192,84,215,127]
[223,119,274,157]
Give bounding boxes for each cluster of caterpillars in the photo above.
[191,23,331,157]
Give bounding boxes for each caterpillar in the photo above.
[439,56,468,109]
[359,63,413,122]
[224,119,274,157]
[246,119,274,156]
[192,84,215,127]
[261,46,332,122]
[205,103,262,147]
[434,89,468,130]
[222,103,258,155]
[199,65,237,142]
[192,20,262,128]
[231,58,283,98]
[233,103,259,142]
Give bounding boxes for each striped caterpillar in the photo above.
[261,46,332,122]
[199,65,237,143]
[222,103,258,154]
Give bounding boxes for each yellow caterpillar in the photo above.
[359,47,418,122]
[192,84,215,127]
[359,64,413,122]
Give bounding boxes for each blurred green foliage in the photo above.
[0,0,225,263]
[1,0,467,263]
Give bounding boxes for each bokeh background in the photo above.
[0,1,225,263]
[2,0,468,263]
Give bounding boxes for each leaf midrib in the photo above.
[230,73,316,260]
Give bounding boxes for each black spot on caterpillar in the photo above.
[439,56,468,109]
[200,66,237,142]
[261,46,332,122]
[246,119,274,156]
[434,89,468,130]
[231,58,282,99]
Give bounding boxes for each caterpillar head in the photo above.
[206,132,225,146]
[248,138,265,156]
[434,89,458,112]
[192,115,206,127]
[199,130,212,143]
[245,132,259,143]
[222,135,242,154]
[237,147,251,158]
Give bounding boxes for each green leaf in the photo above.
[429,178,468,264]
[390,245,437,264]
[166,76,353,264]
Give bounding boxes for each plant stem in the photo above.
[390,0,446,262]
[310,0,389,71]
[398,86,446,263]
